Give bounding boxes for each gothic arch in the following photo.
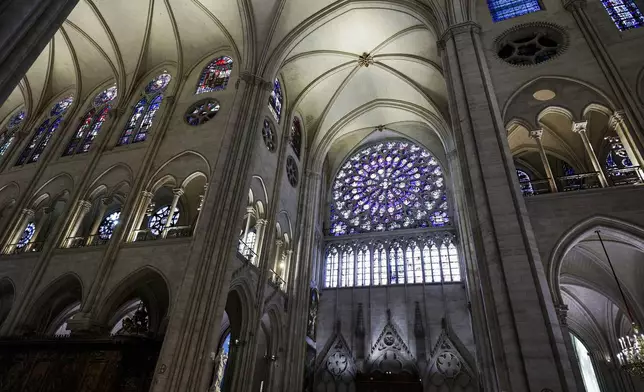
[547,215,644,305]
[147,150,211,190]
[20,272,83,334]
[96,266,171,336]
[29,173,74,208]
[0,277,15,327]
[85,163,134,199]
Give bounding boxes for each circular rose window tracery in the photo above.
[330,140,449,236]
[286,156,298,187]
[495,23,567,66]
[185,100,220,126]
[262,119,276,152]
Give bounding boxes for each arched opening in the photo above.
[21,274,82,336]
[0,278,15,327]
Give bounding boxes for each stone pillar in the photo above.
[0,0,80,105]
[555,304,585,391]
[283,249,293,290]
[128,191,153,241]
[64,199,91,247]
[242,206,254,243]
[86,197,110,245]
[253,218,267,262]
[4,208,34,253]
[572,121,609,187]
[161,188,183,238]
[610,111,644,179]
[273,239,284,282]
[439,21,579,392]
[529,129,558,192]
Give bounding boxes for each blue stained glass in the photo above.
[16,223,35,248]
[487,0,541,22]
[213,332,231,392]
[562,162,575,176]
[119,98,147,145]
[196,56,233,94]
[145,73,172,94]
[517,169,534,196]
[7,110,25,130]
[50,96,74,116]
[601,0,644,31]
[99,210,121,240]
[290,117,302,159]
[134,95,163,143]
[148,205,179,236]
[93,86,117,107]
[330,140,449,236]
[268,79,283,123]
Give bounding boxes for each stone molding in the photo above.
[438,21,482,49]
[236,72,272,91]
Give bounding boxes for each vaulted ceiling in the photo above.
[0,0,451,169]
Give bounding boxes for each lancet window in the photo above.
[268,79,283,123]
[16,96,73,165]
[64,86,117,156]
[118,73,171,145]
[486,0,541,22]
[0,109,25,157]
[196,56,233,94]
[323,235,461,288]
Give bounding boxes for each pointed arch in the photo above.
[196,56,233,94]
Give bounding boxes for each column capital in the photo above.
[255,218,268,227]
[438,21,481,48]
[100,196,114,206]
[529,129,544,139]
[22,208,35,217]
[142,190,154,198]
[275,239,284,247]
[609,110,626,128]
[79,199,92,211]
[172,187,185,197]
[572,121,588,133]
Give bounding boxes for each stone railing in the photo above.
[2,241,44,255]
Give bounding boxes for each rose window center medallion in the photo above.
[326,352,348,376]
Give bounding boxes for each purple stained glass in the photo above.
[196,56,233,94]
[330,140,449,236]
[93,86,117,107]
[601,0,644,31]
[134,94,163,143]
[16,223,35,248]
[268,79,283,123]
[145,73,172,94]
[7,110,25,130]
[28,117,62,163]
[50,96,74,117]
[119,98,147,145]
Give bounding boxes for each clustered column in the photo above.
[162,188,183,238]
[86,197,111,245]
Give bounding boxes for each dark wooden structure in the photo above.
[0,337,160,392]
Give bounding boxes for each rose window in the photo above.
[148,205,180,236]
[286,156,298,187]
[330,140,449,236]
[98,210,121,240]
[185,100,220,126]
[262,119,276,152]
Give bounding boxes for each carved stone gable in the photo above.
[315,330,356,382]
[367,314,417,375]
[425,330,478,391]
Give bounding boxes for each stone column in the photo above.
[4,208,34,253]
[273,239,284,281]
[253,218,267,262]
[555,304,585,391]
[529,129,558,192]
[572,121,609,187]
[0,0,80,105]
[161,188,183,238]
[128,191,153,241]
[610,111,644,179]
[241,206,254,244]
[439,22,579,392]
[64,199,91,247]
[86,197,110,245]
[283,249,293,290]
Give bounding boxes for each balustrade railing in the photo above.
[519,179,551,196]
[607,166,643,186]
[2,242,44,255]
[132,225,193,242]
[557,172,602,192]
[268,269,286,290]
[64,235,111,249]
[237,239,257,264]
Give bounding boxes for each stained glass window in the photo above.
[16,223,36,248]
[330,140,449,236]
[563,162,575,176]
[605,136,633,171]
[196,56,233,94]
[406,243,423,284]
[148,205,179,236]
[213,332,231,392]
[517,169,534,196]
[64,87,116,156]
[600,0,644,31]
[0,109,25,157]
[373,243,387,286]
[290,117,302,159]
[356,246,370,286]
[324,247,339,288]
[53,303,81,337]
[98,210,121,240]
[441,243,461,282]
[268,79,283,123]
[423,243,441,283]
[487,0,541,22]
[16,96,73,165]
[185,100,220,126]
[340,248,355,287]
[389,245,404,284]
[118,74,170,146]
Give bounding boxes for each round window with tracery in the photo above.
[16,223,36,248]
[185,100,220,126]
[99,210,121,240]
[148,205,180,236]
[262,119,276,152]
[330,140,449,236]
[495,23,567,66]
[286,156,298,187]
